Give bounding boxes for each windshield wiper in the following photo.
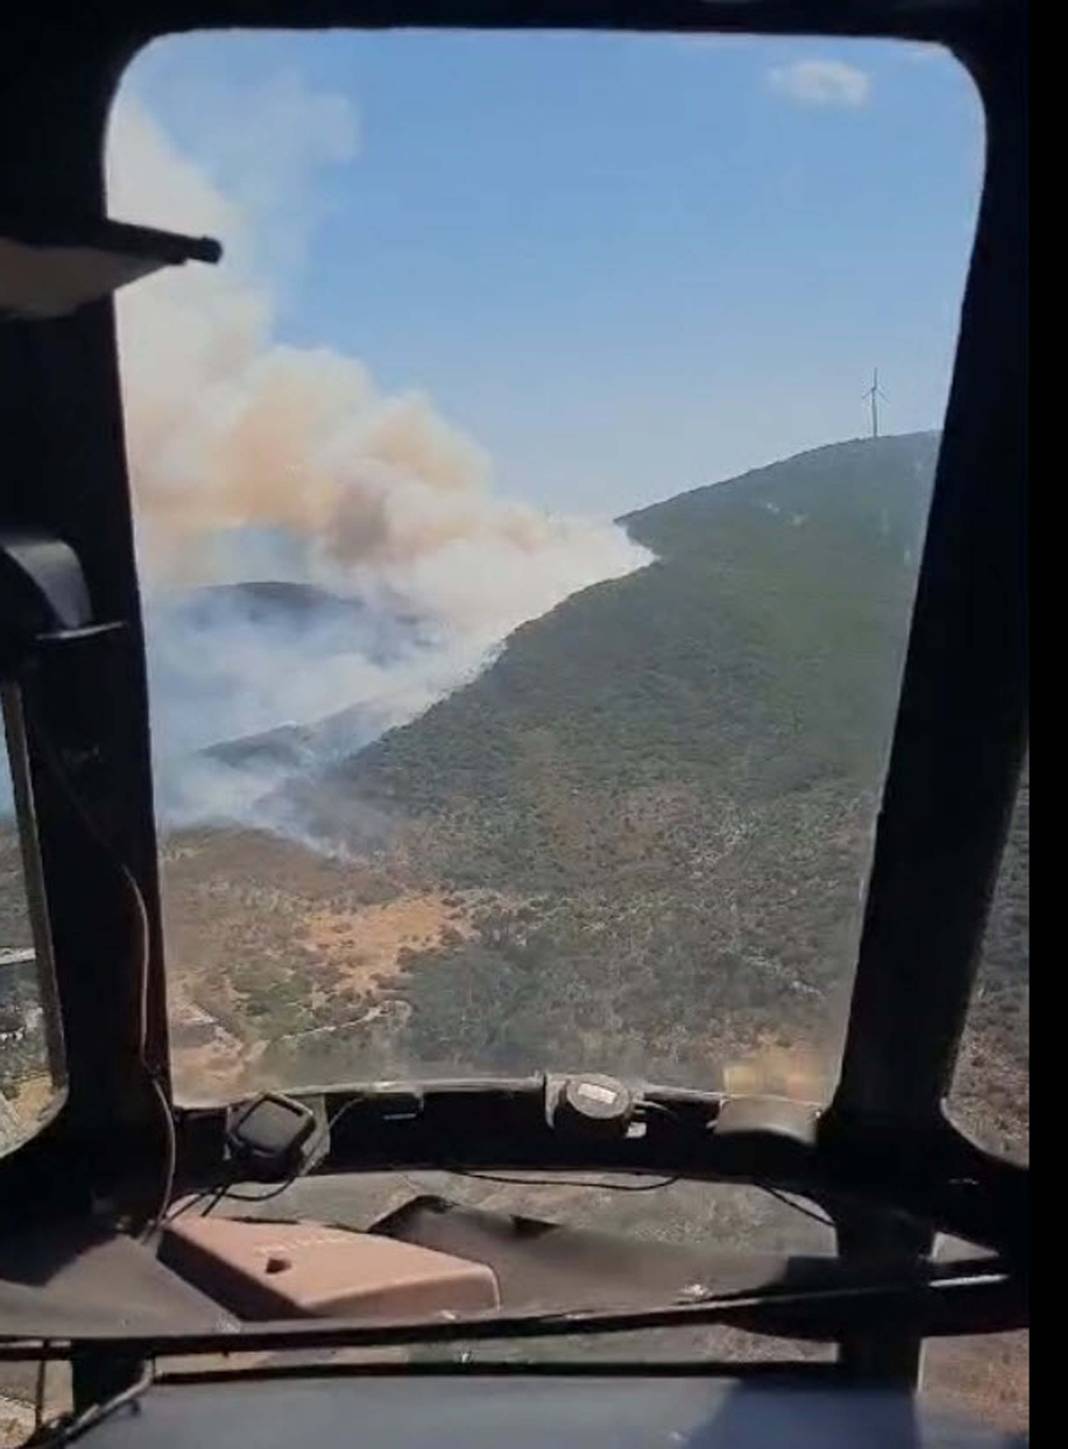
[1,1256,1024,1362]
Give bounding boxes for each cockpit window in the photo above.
[947,759,1029,1165]
[0,683,67,1156]
[107,32,986,1106]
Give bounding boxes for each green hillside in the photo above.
[323,434,937,834]
[268,434,989,1094]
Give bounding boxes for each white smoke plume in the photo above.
[104,87,650,830]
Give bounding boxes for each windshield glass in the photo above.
[107,31,984,1106]
[0,684,67,1155]
[947,758,1029,1164]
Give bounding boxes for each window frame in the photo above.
[0,6,1027,1369]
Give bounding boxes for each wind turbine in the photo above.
[864,368,886,439]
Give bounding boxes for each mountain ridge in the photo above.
[311,431,940,831]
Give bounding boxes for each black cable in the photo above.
[442,1169,679,1193]
[27,1362,154,1447]
[639,1099,684,1118]
[397,1097,684,1198]
[205,1177,298,1210]
[429,1167,827,1217]
[200,1094,367,1214]
[165,1190,211,1221]
[24,709,178,1238]
[198,1183,231,1216]
[757,1184,835,1228]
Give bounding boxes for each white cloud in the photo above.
[767,59,871,109]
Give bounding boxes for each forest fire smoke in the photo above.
[104,90,649,824]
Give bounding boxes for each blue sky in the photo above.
[117,29,983,518]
